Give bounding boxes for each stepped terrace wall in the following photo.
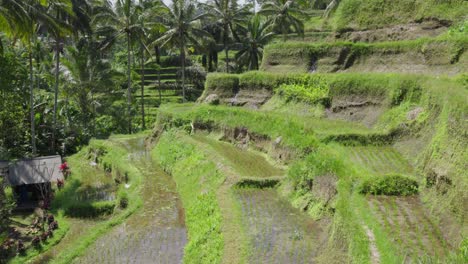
[260,38,467,75]
[197,72,467,229]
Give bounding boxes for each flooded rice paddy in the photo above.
[74,137,186,264]
[235,188,322,264]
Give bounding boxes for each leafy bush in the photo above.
[118,191,129,209]
[178,64,207,90]
[205,73,239,92]
[238,71,280,90]
[288,147,344,187]
[65,201,115,218]
[359,174,419,196]
[277,75,329,105]
[159,56,190,67]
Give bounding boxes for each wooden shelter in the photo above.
[0,156,64,208]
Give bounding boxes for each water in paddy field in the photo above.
[235,188,322,264]
[74,137,187,264]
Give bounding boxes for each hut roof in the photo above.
[3,156,64,186]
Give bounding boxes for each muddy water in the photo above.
[74,137,186,264]
[235,188,321,264]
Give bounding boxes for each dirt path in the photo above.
[362,225,380,264]
[73,137,186,264]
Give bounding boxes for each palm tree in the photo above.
[235,14,274,70]
[95,0,144,134]
[62,37,123,130]
[259,0,305,41]
[324,0,339,18]
[47,0,85,153]
[204,0,250,72]
[136,0,166,130]
[154,0,212,102]
[4,0,62,156]
[0,0,30,53]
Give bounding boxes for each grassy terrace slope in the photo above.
[332,0,467,30]
[260,37,467,75]
[152,71,467,262]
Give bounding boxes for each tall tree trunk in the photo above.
[208,53,213,72]
[29,51,37,156]
[52,39,60,153]
[140,43,145,130]
[180,46,186,102]
[155,46,162,104]
[127,31,132,134]
[214,51,218,69]
[155,45,161,65]
[224,30,229,73]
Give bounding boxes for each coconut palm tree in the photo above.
[47,0,88,153]
[154,0,213,102]
[235,14,274,70]
[135,0,167,129]
[2,0,63,155]
[62,37,123,129]
[204,0,250,72]
[94,0,145,134]
[324,0,339,18]
[0,0,30,53]
[259,0,305,41]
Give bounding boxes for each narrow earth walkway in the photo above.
[73,137,186,263]
[190,134,322,264]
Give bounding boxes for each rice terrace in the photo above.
[0,0,466,263]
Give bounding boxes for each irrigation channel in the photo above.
[74,137,186,264]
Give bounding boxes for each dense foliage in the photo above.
[0,0,309,159]
[359,174,419,196]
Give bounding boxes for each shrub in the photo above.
[205,73,239,93]
[359,174,419,196]
[65,201,115,218]
[118,191,129,209]
[178,64,207,90]
[238,71,280,90]
[277,75,329,105]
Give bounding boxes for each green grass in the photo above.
[261,36,467,73]
[157,103,386,149]
[192,134,284,178]
[153,131,224,264]
[347,146,413,175]
[332,0,468,30]
[38,136,146,264]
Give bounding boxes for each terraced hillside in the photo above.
[152,61,466,262]
[191,137,321,264]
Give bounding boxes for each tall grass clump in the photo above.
[153,131,224,263]
[359,174,419,196]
